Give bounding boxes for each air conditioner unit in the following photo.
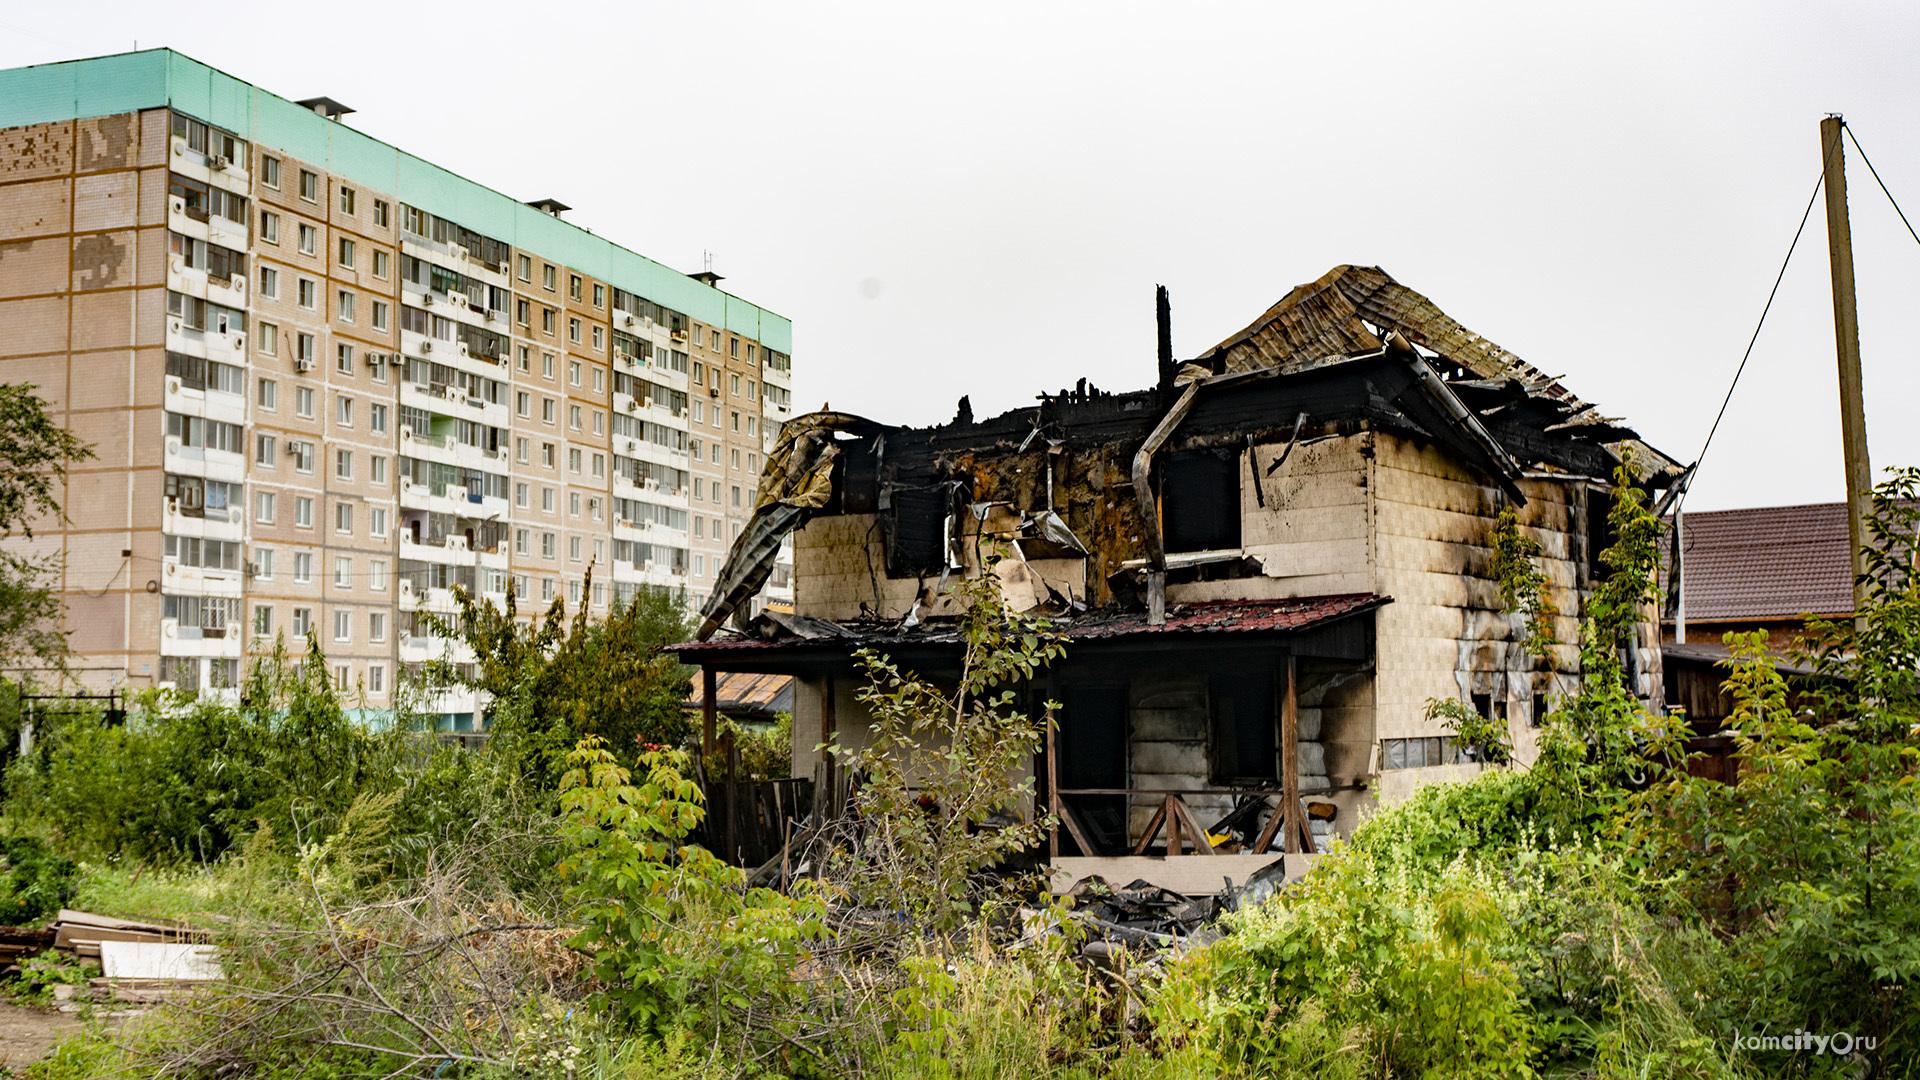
[625,400,637,413]
[210,155,230,171]
[452,245,469,262]
[423,293,435,306]
[708,387,719,397]
[626,439,638,453]
[420,341,432,353]
[449,293,467,309]
[623,315,635,327]
[231,273,246,292]
[245,560,260,578]
[294,357,315,372]
[166,497,179,514]
[485,308,500,321]
[497,260,511,275]
[365,351,383,366]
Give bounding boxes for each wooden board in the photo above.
[1049,853,1319,897]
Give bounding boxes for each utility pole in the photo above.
[1821,115,1873,618]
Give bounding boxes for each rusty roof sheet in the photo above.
[1670,502,1854,624]
[672,594,1389,662]
[1201,265,1583,407]
[686,671,795,715]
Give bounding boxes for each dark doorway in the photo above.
[1058,685,1128,855]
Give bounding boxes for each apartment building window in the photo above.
[334,609,351,643]
[253,604,273,638]
[369,612,386,642]
[297,278,317,309]
[568,492,581,517]
[373,199,389,228]
[370,507,388,537]
[368,664,386,695]
[336,343,354,373]
[255,433,276,466]
[569,405,581,429]
[542,487,555,513]
[516,299,529,325]
[567,317,581,344]
[692,402,703,425]
[694,553,705,575]
[543,443,555,468]
[292,607,312,636]
[262,155,281,188]
[730,411,740,432]
[339,187,356,215]
[335,449,353,480]
[589,497,602,522]
[514,529,529,556]
[258,323,278,356]
[591,326,604,351]
[369,403,387,434]
[515,437,528,464]
[513,575,528,599]
[254,548,274,580]
[257,378,277,411]
[517,254,531,281]
[746,379,757,401]
[731,485,742,508]
[729,374,740,396]
[692,362,704,384]
[339,292,356,324]
[338,237,355,268]
[372,301,388,331]
[333,664,350,691]
[542,353,555,378]
[592,368,604,394]
[297,333,315,366]
[694,517,703,539]
[298,225,315,255]
[259,266,278,298]
[335,502,352,534]
[568,274,582,300]
[541,533,555,559]
[370,456,387,484]
[294,387,314,418]
[261,211,279,243]
[291,441,315,473]
[372,250,389,279]
[542,578,555,602]
[729,337,739,359]
[592,283,604,307]
[708,329,720,350]
[542,309,555,335]
[748,416,758,437]
[591,453,604,478]
[299,170,318,202]
[568,449,581,474]
[516,391,530,417]
[569,360,581,386]
[731,448,740,470]
[542,398,555,424]
[592,409,604,434]
[294,552,313,582]
[515,483,528,508]
[255,491,274,523]
[568,536,582,563]
[335,556,352,588]
[369,559,387,591]
[542,265,555,291]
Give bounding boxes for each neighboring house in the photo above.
[674,265,1683,892]
[1662,502,1851,731]
[686,670,795,727]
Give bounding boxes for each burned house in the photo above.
[675,265,1683,891]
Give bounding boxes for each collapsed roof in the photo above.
[693,265,1683,640]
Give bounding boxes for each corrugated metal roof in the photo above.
[672,594,1388,661]
[1671,502,1853,623]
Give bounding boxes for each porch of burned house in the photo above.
[681,597,1382,896]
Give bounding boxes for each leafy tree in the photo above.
[831,565,1065,932]
[428,574,695,784]
[0,382,93,668]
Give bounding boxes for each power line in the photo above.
[1841,121,1920,251]
[1686,161,1832,510]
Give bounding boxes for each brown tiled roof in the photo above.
[672,594,1389,662]
[1671,502,1853,624]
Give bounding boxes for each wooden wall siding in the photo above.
[1126,673,1225,839]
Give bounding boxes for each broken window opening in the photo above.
[1209,671,1277,784]
[1160,448,1241,553]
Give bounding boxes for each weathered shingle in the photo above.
[1671,502,1853,624]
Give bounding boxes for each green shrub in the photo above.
[0,833,76,923]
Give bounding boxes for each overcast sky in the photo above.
[6,1,1919,511]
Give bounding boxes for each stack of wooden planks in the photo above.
[51,909,209,962]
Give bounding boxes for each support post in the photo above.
[1821,115,1873,620]
[820,674,838,817]
[1281,652,1300,855]
[1673,507,1686,645]
[1045,702,1061,859]
[701,666,717,758]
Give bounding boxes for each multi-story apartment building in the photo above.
[0,50,795,725]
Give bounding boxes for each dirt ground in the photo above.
[0,1001,80,1074]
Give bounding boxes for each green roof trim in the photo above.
[0,49,791,354]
